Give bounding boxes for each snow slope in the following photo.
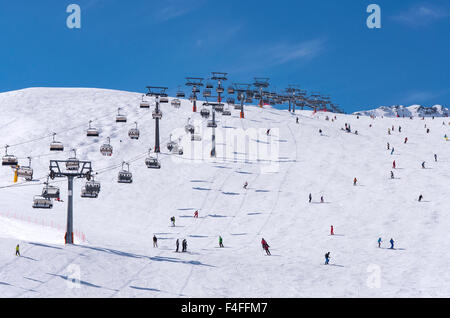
[354,104,449,118]
[0,87,449,298]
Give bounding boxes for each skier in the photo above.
[309,193,312,203]
[176,239,180,252]
[330,226,334,236]
[194,210,199,218]
[388,128,391,135]
[390,238,395,249]
[391,147,395,155]
[15,244,20,257]
[418,194,423,202]
[153,235,158,248]
[422,161,426,169]
[182,239,187,252]
[325,252,331,265]
[320,196,324,203]
[296,117,299,124]
[427,128,430,134]
[219,236,224,248]
[319,129,323,136]
[391,171,394,179]
[434,154,438,162]
[404,137,408,144]
[170,216,176,227]
[261,238,271,255]
[243,181,248,190]
[353,177,358,186]
[387,142,390,150]
[266,129,271,136]
[393,160,396,169]
[399,126,402,133]
[378,237,382,248]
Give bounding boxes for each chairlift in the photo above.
[17,157,33,181]
[207,120,218,128]
[206,82,213,89]
[192,87,200,94]
[176,89,185,98]
[152,109,163,119]
[185,118,195,134]
[50,133,64,152]
[128,122,140,140]
[171,99,181,108]
[227,86,235,94]
[145,150,161,169]
[2,145,18,166]
[116,108,127,123]
[81,187,98,198]
[85,177,101,194]
[140,95,150,108]
[33,195,53,209]
[227,98,235,105]
[214,104,224,112]
[222,107,231,116]
[100,137,113,156]
[87,120,100,137]
[66,149,80,171]
[200,107,210,118]
[160,96,169,104]
[118,162,133,184]
[42,177,60,199]
[191,133,202,141]
[234,104,243,110]
[167,134,177,152]
[216,86,225,94]
[203,89,212,98]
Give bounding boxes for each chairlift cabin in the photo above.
[2,145,18,166]
[206,82,213,89]
[145,151,161,169]
[185,118,195,134]
[216,86,225,94]
[200,107,210,118]
[192,87,200,94]
[33,196,53,209]
[87,121,100,137]
[167,135,178,152]
[171,99,181,108]
[128,122,140,140]
[246,90,254,98]
[85,178,101,194]
[140,95,150,108]
[100,137,113,156]
[222,107,231,116]
[203,89,212,98]
[191,133,202,141]
[160,96,169,104]
[66,149,80,171]
[176,90,185,98]
[42,179,60,200]
[207,120,218,128]
[116,108,127,123]
[50,133,64,152]
[81,187,98,198]
[227,86,235,95]
[17,157,33,181]
[234,104,243,110]
[152,109,163,119]
[214,104,224,112]
[118,162,133,184]
[254,93,262,99]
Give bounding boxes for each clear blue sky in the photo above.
[0,0,449,113]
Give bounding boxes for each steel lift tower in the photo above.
[253,77,270,108]
[186,77,204,113]
[234,83,252,119]
[211,72,228,104]
[146,86,167,153]
[49,155,93,244]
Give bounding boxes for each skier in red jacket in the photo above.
[261,238,271,255]
[393,160,396,169]
[330,225,334,236]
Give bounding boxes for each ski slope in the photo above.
[0,87,449,298]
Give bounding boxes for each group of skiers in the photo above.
[175,238,188,253]
[378,238,395,249]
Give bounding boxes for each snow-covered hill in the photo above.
[0,87,449,297]
[354,104,449,118]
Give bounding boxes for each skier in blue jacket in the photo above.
[378,238,382,248]
[390,238,395,249]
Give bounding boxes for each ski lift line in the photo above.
[7,110,117,149]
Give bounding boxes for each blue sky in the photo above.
[0,0,449,113]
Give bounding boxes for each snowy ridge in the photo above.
[354,104,449,118]
[0,87,449,297]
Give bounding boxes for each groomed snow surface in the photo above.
[0,88,449,298]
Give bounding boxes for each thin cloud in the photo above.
[401,90,448,104]
[154,0,204,23]
[393,4,449,27]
